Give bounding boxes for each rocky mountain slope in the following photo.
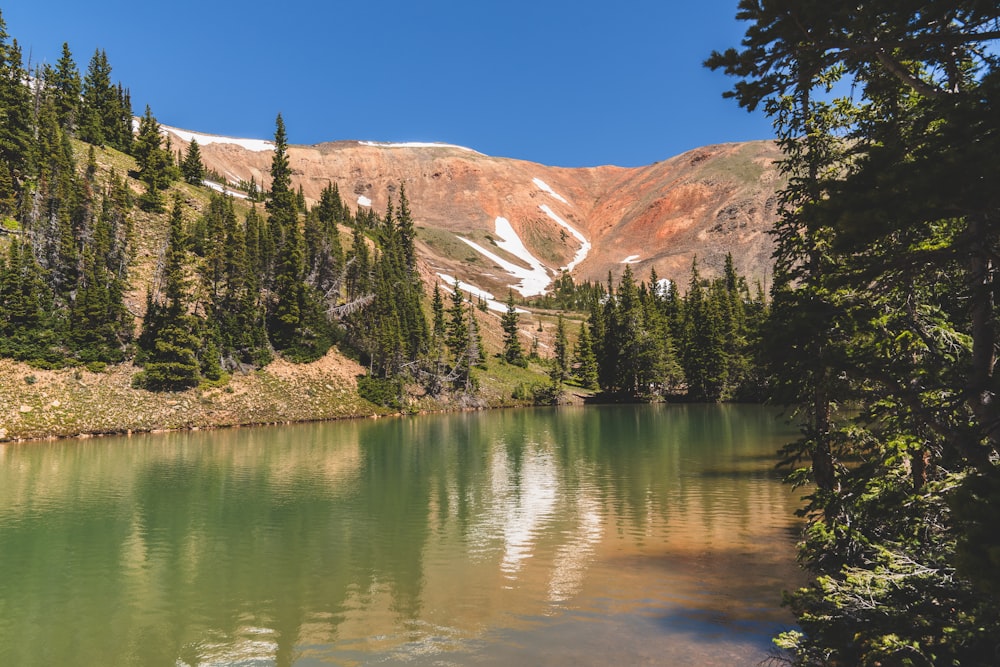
[167,127,783,300]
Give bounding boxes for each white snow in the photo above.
[436,273,529,313]
[654,278,672,297]
[532,177,568,204]
[620,254,641,264]
[457,217,552,297]
[357,195,372,207]
[202,180,249,200]
[359,140,481,154]
[538,204,591,273]
[162,125,275,152]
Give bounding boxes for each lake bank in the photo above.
[0,352,585,443]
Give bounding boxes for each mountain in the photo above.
[165,126,783,300]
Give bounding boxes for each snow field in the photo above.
[457,217,552,297]
[163,125,275,152]
[359,140,480,154]
[202,180,250,200]
[532,177,568,204]
[435,273,529,313]
[538,205,591,273]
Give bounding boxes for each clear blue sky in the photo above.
[4,0,773,168]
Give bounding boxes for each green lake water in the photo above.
[0,404,804,666]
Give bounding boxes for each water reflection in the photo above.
[0,404,802,666]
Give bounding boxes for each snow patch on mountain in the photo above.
[357,196,372,207]
[359,140,481,154]
[458,217,551,297]
[538,205,590,273]
[162,125,275,152]
[436,273,528,313]
[620,255,640,264]
[202,180,249,200]
[532,178,568,204]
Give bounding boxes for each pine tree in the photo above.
[267,113,303,350]
[50,42,81,132]
[551,314,569,384]
[501,290,525,366]
[69,186,133,363]
[446,281,468,361]
[31,94,83,302]
[396,182,416,271]
[135,196,201,390]
[78,49,113,146]
[708,3,1000,660]
[345,227,371,301]
[0,240,60,364]
[265,114,332,361]
[680,259,726,401]
[0,160,15,218]
[111,83,133,153]
[133,106,173,212]
[431,282,446,344]
[572,321,599,389]
[0,16,31,176]
[304,183,345,298]
[181,138,204,185]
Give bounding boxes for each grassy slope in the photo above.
[0,142,562,442]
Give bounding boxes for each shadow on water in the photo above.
[698,466,786,481]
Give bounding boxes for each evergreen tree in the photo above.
[431,282,446,345]
[213,204,270,369]
[501,290,525,366]
[111,83,133,153]
[550,314,569,384]
[134,196,201,390]
[0,240,60,364]
[679,259,726,401]
[0,16,31,176]
[132,105,160,173]
[133,106,174,212]
[50,42,81,132]
[265,114,332,361]
[572,321,599,389]
[445,281,468,362]
[708,2,1000,662]
[396,182,416,271]
[0,160,14,217]
[266,113,303,349]
[69,185,133,363]
[78,49,113,147]
[304,182,345,300]
[181,138,204,185]
[345,227,371,301]
[31,94,83,303]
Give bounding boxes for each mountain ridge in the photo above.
[165,126,783,299]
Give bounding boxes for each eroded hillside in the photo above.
[169,127,783,300]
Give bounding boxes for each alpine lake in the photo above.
[0,403,805,666]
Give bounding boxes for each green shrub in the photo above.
[357,374,403,409]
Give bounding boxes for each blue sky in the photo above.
[5,1,773,168]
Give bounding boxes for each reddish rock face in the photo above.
[173,128,783,296]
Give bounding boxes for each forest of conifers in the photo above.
[707,1,1000,664]
[1,1,999,663]
[0,10,765,405]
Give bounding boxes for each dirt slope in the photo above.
[172,128,783,296]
